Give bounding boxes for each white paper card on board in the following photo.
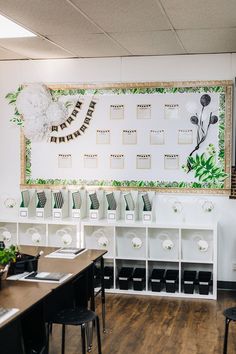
[58,154,72,168]
[164,154,179,170]
[164,104,179,120]
[122,130,137,145]
[137,104,151,119]
[150,130,165,145]
[96,129,110,144]
[110,154,124,169]
[178,129,193,144]
[84,154,98,169]
[136,154,151,169]
[110,104,124,119]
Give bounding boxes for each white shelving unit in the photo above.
[0,218,80,248]
[81,219,217,300]
[0,215,217,300]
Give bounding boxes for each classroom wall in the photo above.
[0,53,236,282]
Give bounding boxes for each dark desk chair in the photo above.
[46,266,102,354]
[52,307,102,354]
[223,307,236,354]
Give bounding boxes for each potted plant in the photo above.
[0,245,18,282]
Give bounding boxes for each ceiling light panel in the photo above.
[0,14,36,38]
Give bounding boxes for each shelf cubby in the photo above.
[148,227,179,261]
[116,227,146,260]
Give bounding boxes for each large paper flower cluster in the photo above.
[16,83,67,141]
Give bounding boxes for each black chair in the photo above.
[47,267,102,354]
[52,307,102,354]
[223,307,236,354]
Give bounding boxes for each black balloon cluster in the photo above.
[187,94,218,171]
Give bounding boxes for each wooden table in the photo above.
[0,247,106,354]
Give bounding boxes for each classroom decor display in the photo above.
[6,81,232,192]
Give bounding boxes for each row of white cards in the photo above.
[58,154,180,170]
[96,129,193,145]
[110,103,179,120]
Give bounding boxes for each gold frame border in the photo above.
[20,80,233,195]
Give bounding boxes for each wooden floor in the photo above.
[49,291,236,354]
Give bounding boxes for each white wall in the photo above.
[0,53,236,281]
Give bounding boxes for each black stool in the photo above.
[223,307,236,354]
[51,307,102,354]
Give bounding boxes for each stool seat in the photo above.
[53,308,96,326]
[223,307,236,321]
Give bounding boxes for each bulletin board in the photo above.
[9,80,232,193]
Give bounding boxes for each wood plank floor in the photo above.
[49,291,236,354]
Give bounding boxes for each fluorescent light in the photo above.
[0,14,36,38]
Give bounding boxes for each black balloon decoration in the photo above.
[187,94,218,172]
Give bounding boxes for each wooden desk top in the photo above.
[0,247,106,329]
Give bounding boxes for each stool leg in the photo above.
[223,318,231,354]
[61,324,66,354]
[86,321,93,352]
[81,324,86,354]
[96,316,102,354]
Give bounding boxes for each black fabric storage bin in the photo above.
[165,269,179,293]
[150,269,165,292]
[183,270,197,294]
[118,267,134,290]
[198,271,212,295]
[104,266,114,289]
[132,268,146,291]
[8,254,38,276]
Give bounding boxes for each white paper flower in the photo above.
[23,114,50,141]
[16,83,51,116]
[46,101,67,125]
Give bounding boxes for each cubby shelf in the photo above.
[82,220,217,300]
[0,216,217,300]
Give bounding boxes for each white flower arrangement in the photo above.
[16,83,68,142]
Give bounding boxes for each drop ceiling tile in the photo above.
[0,46,25,60]
[72,0,170,32]
[0,37,73,59]
[50,33,129,57]
[178,28,236,53]
[0,0,100,36]
[162,0,236,29]
[111,31,184,55]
